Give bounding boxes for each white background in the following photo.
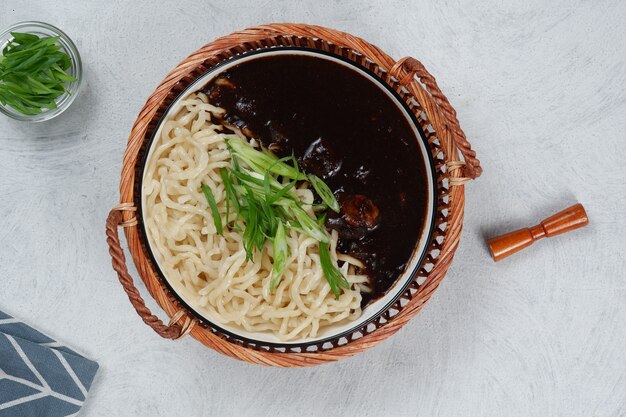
[1,1,624,416]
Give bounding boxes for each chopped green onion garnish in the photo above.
[270,221,288,291]
[205,137,349,295]
[226,137,307,180]
[288,202,329,243]
[219,168,238,226]
[319,241,350,299]
[201,183,223,235]
[308,174,340,213]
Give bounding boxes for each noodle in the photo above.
[143,92,370,341]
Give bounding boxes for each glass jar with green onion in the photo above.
[0,21,82,122]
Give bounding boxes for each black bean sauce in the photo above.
[203,54,429,306]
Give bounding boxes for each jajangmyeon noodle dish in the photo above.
[142,54,429,342]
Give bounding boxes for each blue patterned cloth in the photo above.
[0,310,99,417]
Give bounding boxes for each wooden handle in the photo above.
[106,207,189,339]
[396,57,482,181]
[540,203,589,237]
[487,203,589,262]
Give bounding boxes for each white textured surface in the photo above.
[1,1,625,416]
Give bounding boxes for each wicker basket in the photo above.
[105,23,481,367]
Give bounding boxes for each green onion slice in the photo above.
[201,183,223,235]
[270,221,289,291]
[319,241,350,299]
[308,174,340,213]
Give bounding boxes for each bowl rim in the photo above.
[134,46,439,348]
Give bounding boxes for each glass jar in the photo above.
[0,21,82,122]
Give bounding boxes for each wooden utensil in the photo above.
[487,203,589,262]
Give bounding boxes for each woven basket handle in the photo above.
[393,57,482,181]
[106,205,193,340]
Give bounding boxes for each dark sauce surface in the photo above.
[202,54,429,306]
